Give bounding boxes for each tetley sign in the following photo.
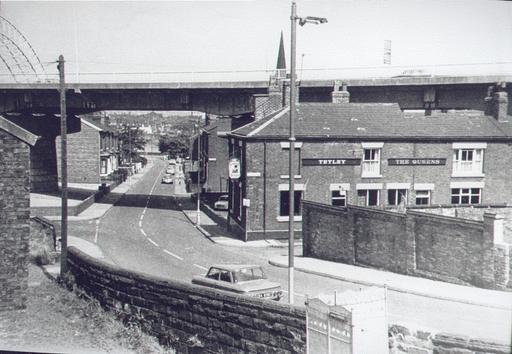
[302,158,361,166]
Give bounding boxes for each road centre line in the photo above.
[163,249,183,261]
[193,264,208,271]
[147,238,159,247]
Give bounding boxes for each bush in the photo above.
[133,155,148,167]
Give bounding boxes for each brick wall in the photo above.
[302,201,510,289]
[205,123,229,193]
[67,247,307,353]
[0,129,30,310]
[30,135,58,192]
[56,123,100,184]
[419,206,512,243]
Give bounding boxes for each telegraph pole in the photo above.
[196,117,201,226]
[58,55,68,275]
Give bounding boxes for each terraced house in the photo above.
[56,116,119,185]
[226,89,512,241]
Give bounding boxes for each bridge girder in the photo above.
[0,76,510,116]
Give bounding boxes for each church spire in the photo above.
[276,31,286,70]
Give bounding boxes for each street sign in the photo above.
[229,158,241,179]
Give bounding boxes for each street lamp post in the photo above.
[288,1,327,305]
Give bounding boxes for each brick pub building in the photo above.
[226,87,512,241]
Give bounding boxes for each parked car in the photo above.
[214,194,229,210]
[161,174,173,184]
[192,264,282,301]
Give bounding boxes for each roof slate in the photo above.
[230,103,512,140]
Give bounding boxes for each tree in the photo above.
[158,134,189,158]
[119,125,146,164]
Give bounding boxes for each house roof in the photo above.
[81,117,114,132]
[230,103,512,141]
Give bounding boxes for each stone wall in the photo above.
[0,129,30,310]
[388,324,512,354]
[302,201,510,289]
[29,216,57,265]
[67,247,307,353]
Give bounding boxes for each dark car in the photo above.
[213,195,229,211]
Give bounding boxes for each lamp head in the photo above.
[299,16,328,26]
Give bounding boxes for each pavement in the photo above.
[50,156,512,312]
[43,160,154,222]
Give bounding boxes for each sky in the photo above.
[1,0,512,83]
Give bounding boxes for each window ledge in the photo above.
[279,175,302,179]
[451,173,485,178]
[277,216,302,222]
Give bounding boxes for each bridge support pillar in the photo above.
[30,135,58,192]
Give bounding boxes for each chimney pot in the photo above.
[332,82,350,104]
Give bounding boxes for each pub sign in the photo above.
[302,158,361,166]
[228,158,241,179]
[388,158,446,166]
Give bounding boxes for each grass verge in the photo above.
[0,263,175,354]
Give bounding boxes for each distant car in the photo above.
[214,195,229,211]
[192,264,282,301]
[168,159,177,165]
[166,165,176,175]
[161,174,173,184]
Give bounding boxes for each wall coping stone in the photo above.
[0,116,39,146]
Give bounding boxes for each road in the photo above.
[79,156,511,343]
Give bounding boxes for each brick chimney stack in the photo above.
[491,91,509,122]
[331,81,350,104]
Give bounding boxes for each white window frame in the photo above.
[277,184,305,222]
[451,187,482,205]
[452,143,485,177]
[357,189,380,206]
[415,190,431,206]
[331,190,347,207]
[387,189,408,206]
[362,147,382,178]
[100,158,108,176]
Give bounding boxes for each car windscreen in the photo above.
[233,267,265,282]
